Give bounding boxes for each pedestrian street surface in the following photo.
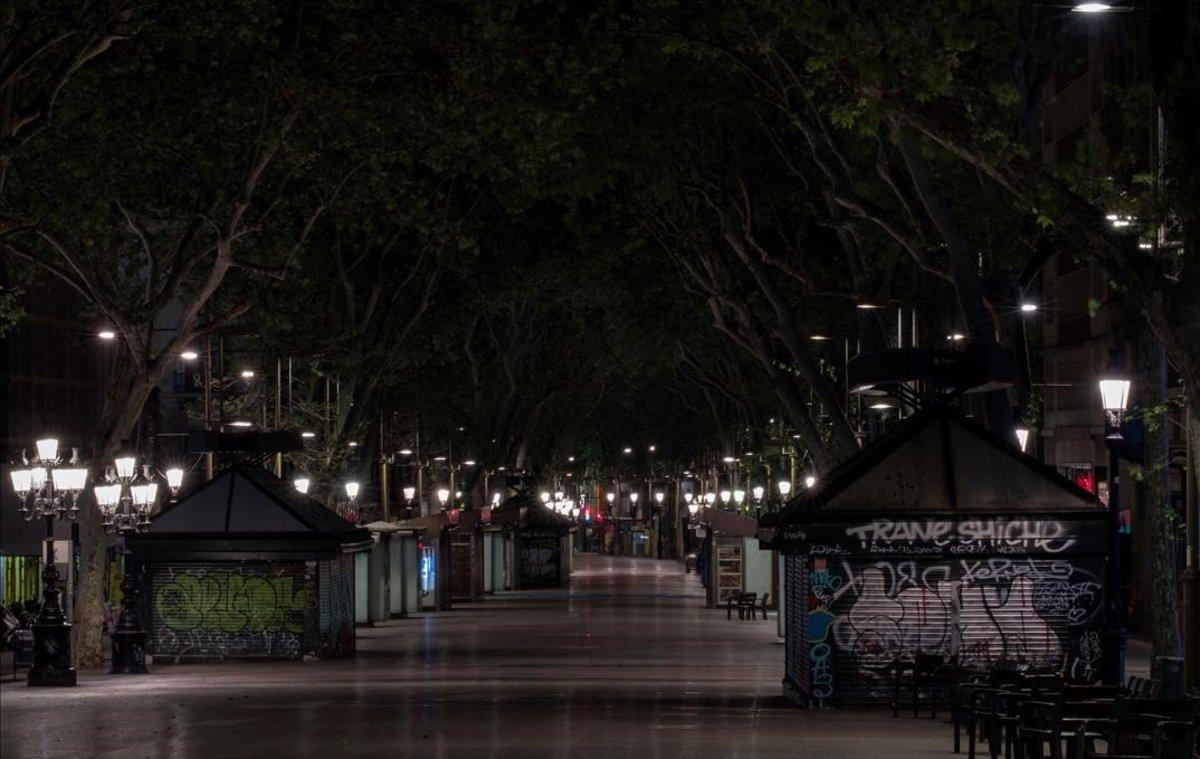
[0,553,952,757]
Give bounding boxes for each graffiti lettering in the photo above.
[843,519,1075,554]
[155,572,307,634]
[797,555,1104,704]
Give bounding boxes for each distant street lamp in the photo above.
[9,438,87,686]
[803,475,816,490]
[293,477,311,494]
[1015,427,1031,453]
[777,480,792,498]
[752,485,764,503]
[704,492,717,506]
[1098,354,1131,686]
[733,489,746,507]
[719,489,731,505]
[344,481,360,501]
[436,488,450,508]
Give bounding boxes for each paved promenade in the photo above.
[1,554,952,757]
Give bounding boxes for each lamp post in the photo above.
[1098,357,1131,686]
[94,456,174,674]
[9,438,88,686]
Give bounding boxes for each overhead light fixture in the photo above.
[229,420,252,428]
[398,448,413,456]
[180,350,199,361]
[567,456,575,462]
[623,447,632,454]
[462,459,476,466]
[1138,242,1153,249]
[240,369,255,379]
[947,333,966,341]
[98,330,116,340]
[347,441,358,448]
[722,456,736,463]
[1019,303,1038,313]
[856,302,881,310]
[1072,2,1114,12]
[869,402,892,410]
[648,444,656,453]
[1015,427,1031,453]
[809,334,830,341]
[301,431,316,439]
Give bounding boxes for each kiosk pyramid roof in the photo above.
[762,406,1102,529]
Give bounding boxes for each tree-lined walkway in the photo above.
[1,554,950,757]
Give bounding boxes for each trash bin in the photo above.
[1155,655,1185,697]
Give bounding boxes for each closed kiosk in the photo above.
[127,465,371,662]
[490,495,574,589]
[759,408,1109,707]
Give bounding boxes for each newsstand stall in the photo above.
[357,522,423,624]
[396,514,452,611]
[489,495,574,589]
[758,408,1109,708]
[448,509,486,601]
[697,507,774,608]
[126,464,371,662]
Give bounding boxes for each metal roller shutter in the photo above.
[150,560,316,661]
[811,555,1105,704]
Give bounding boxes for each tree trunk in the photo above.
[1137,328,1183,666]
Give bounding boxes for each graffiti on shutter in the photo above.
[519,535,560,588]
[151,561,317,661]
[797,554,1104,703]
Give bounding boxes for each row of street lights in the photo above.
[9,439,185,685]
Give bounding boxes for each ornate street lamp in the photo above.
[9,438,87,686]
[751,485,764,503]
[436,487,450,508]
[1098,354,1131,685]
[344,481,360,501]
[94,456,175,674]
[778,479,793,498]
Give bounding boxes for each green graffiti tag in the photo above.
[155,571,308,634]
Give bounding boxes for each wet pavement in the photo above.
[0,553,952,757]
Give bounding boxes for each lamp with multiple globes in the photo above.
[8,438,88,686]
[95,456,179,676]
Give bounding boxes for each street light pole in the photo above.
[1098,355,1131,686]
[9,438,88,687]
